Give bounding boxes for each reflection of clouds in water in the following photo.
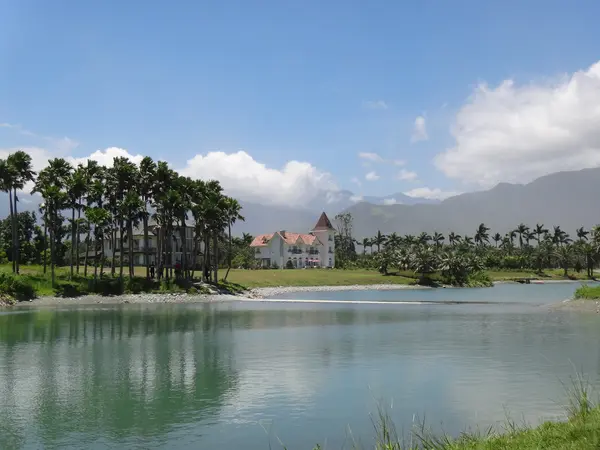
[220,328,323,423]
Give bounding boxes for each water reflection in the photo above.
[1,297,600,449]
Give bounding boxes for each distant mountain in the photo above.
[343,167,600,239]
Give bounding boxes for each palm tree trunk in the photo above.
[111,226,116,276]
[213,232,218,283]
[93,229,99,281]
[191,237,198,279]
[203,233,210,282]
[43,217,48,274]
[83,226,91,276]
[143,214,149,279]
[13,188,19,274]
[76,205,81,274]
[100,231,106,278]
[181,221,188,280]
[8,189,15,273]
[119,220,125,279]
[50,211,56,287]
[70,207,75,279]
[128,220,134,277]
[224,223,232,281]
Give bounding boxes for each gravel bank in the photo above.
[249,284,428,298]
[551,298,600,313]
[10,292,243,308]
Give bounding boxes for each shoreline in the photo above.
[248,283,429,298]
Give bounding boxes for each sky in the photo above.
[2,0,600,207]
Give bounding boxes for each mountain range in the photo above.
[233,167,600,238]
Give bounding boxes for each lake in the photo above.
[1,282,600,449]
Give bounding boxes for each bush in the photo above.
[87,277,125,296]
[54,281,86,297]
[0,272,37,301]
[465,270,493,287]
[125,277,158,294]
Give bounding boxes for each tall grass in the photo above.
[276,376,599,450]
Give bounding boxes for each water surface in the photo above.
[1,282,600,449]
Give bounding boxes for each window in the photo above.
[328,235,333,241]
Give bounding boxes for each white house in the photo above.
[250,212,335,268]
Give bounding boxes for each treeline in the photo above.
[0,151,245,287]
[359,223,600,278]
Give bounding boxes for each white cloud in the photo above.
[393,159,406,166]
[349,195,363,203]
[363,100,389,110]
[70,147,144,167]
[397,169,418,181]
[358,152,384,162]
[411,115,428,142]
[2,122,339,208]
[435,60,600,187]
[180,151,337,207]
[365,171,380,181]
[351,176,362,187]
[382,198,397,205]
[403,187,459,200]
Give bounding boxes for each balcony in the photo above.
[288,248,303,254]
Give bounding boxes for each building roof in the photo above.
[311,212,334,231]
[250,231,323,247]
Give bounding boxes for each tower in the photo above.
[311,212,335,268]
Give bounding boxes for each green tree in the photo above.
[223,197,244,281]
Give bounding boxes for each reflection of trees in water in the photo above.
[0,306,239,448]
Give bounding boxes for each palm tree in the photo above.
[515,223,529,249]
[121,190,144,277]
[432,232,445,248]
[448,232,461,247]
[82,161,102,276]
[223,197,244,281]
[6,151,36,274]
[358,237,370,255]
[492,232,502,247]
[138,157,156,279]
[110,157,138,279]
[417,232,431,246]
[474,223,490,247]
[576,227,589,242]
[0,159,16,272]
[33,159,71,286]
[373,230,387,253]
[386,232,402,250]
[66,166,86,279]
[533,224,548,246]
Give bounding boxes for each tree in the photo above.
[223,197,244,281]
[373,230,386,253]
[474,223,490,247]
[554,245,573,277]
[66,166,87,279]
[448,232,461,247]
[138,157,157,279]
[533,224,548,246]
[515,223,529,249]
[386,232,402,250]
[33,159,71,287]
[492,233,502,247]
[6,151,36,274]
[432,232,445,248]
[576,227,589,242]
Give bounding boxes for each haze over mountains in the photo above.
[233,167,600,238]
[5,167,599,240]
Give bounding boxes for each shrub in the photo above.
[0,272,37,301]
[54,281,86,298]
[87,277,124,296]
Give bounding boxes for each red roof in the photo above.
[312,212,334,231]
[250,231,323,247]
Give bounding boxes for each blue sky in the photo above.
[2,0,600,205]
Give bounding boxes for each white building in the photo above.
[250,212,335,268]
[82,222,199,268]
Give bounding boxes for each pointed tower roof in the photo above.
[312,212,334,231]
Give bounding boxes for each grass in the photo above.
[225,268,415,288]
[574,284,600,299]
[297,376,600,450]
